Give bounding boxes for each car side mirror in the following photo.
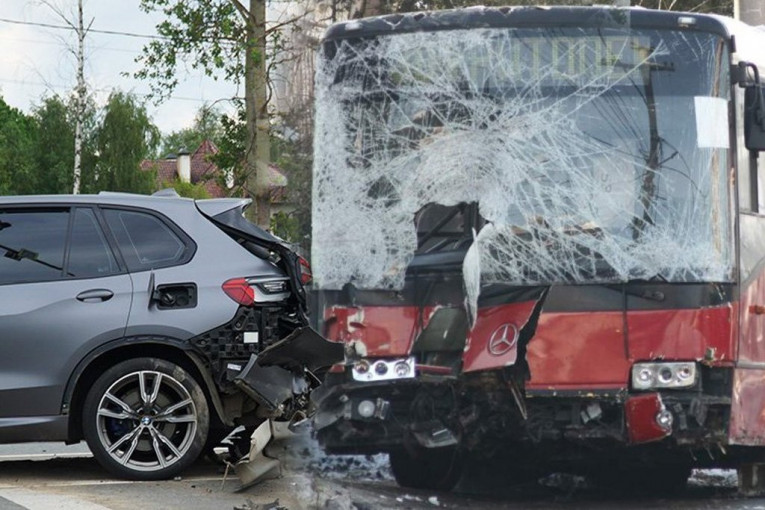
[742,62,765,152]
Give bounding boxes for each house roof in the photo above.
[141,139,289,201]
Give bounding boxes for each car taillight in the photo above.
[298,256,312,285]
[222,278,255,306]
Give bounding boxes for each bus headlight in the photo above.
[352,357,416,382]
[631,362,697,390]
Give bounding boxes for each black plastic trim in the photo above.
[318,281,736,313]
[324,7,731,42]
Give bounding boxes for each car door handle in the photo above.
[76,289,114,302]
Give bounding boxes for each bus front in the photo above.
[311,7,740,490]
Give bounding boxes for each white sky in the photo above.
[0,0,239,134]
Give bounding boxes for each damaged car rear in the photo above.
[311,6,765,492]
[0,192,341,480]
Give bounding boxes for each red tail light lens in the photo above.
[298,256,312,285]
[222,278,255,306]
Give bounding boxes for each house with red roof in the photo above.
[141,140,291,217]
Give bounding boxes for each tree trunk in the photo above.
[361,0,384,16]
[244,0,271,228]
[73,0,85,194]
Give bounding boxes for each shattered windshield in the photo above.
[313,25,733,302]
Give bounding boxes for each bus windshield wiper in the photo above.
[627,272,668,283]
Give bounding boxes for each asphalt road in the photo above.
[0,441,317,510]
[3,439,765,510]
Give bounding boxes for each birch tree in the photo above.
[40,0,92,194]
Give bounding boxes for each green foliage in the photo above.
[88,92,160,194]
[270,119,312,252]
[160,104,224,156]
[209,101,247,192]
[160,128,203,158]
[137,0,273,227]
[0,98,38,195]
[0,91,164,197]
[33,96,76,194]
[136,0,247,101]
[161,177,212,199]
[270,210,302,244]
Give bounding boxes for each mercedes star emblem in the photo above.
[487,323,519,356]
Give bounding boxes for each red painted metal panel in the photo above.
[322,302,736,392]
[740,272,765,363]
[732,266,765,444]
[627,306,735,362]
[322,305,435,357]
[526,312,630,388]
[625,393,671,443]
[462,301,536,373]
[325,305,632,387]
[729,367,765,445]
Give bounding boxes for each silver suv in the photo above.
[0,192,340,480]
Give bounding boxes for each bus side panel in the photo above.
[739,277,765,364]
[730,213,765,444]
[627,306,736,362]
[738,214,765,363]
[526,312,630,389]
[729,367,765,445]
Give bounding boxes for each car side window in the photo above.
[103,208,189,272]
[67,208,120,278]
[0,209,69,285]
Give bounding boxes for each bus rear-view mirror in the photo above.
[745,85,765,152]
[742,61,765,152]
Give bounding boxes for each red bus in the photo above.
[310,6,765,492]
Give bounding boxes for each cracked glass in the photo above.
[313,20,733,313]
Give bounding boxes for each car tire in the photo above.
[201,426,233,463]
[82,358,209,480]
[389,446,464,491]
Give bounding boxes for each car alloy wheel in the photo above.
[83,358,209,480]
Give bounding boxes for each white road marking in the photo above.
[0,477,225,489]
[0,453,92,462]
[0,488,112,509]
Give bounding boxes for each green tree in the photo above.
[203,101,247,194]
[160,104,224,156]
[0,98,38,196]
[89,91,160,194]
[32,96,76,195]
[270,210,301,244]
[136,0,275,226]
[160,177,212,199]
[269,110,313,252]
